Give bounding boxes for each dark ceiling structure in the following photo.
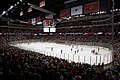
[0,0,120,20]
[0,0,68,20]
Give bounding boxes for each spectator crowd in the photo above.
[0,34,120,80]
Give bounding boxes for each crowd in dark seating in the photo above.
[58,12,120,29]
[0,34,120,80]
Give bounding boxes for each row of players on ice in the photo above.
[50,45,100,55]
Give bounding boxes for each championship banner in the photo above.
[84,1,99,14]
[20,11,23,16]
[60,9,70,18]
[71,5,83,16]
[39,0,45,7]
[28,7,32,12]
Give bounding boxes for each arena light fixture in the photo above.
[20,0,23,2]
[34,34,37,36]
[2,11,6,15]
[118,32,120,34]
[14,3,17,6]
[0,33,2,35]
[68,16,71,19]
[36,22,42,25]
[115,9,118,11]
[10,6,13,9]
[17,2,20,4]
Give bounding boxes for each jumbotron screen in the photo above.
[43,19,56,32]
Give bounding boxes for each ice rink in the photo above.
[12,42,113,65]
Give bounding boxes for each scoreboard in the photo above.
[43,19,56,32]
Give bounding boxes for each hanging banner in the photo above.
[28,6,32,12]
[60,9,70,18]
[84,1,99,14]
[71,5,83,16]
[39,0,45,7]
[20,11,23,16]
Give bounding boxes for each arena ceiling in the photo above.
[0,0,68,20]
[0,0,120,20]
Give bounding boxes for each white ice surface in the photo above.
[12,42,113,65]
